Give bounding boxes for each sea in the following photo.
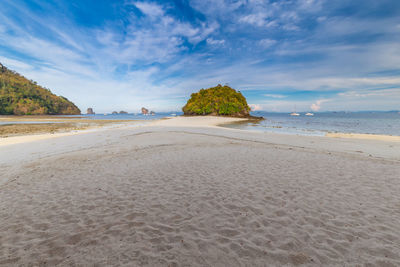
[0,112,182,126]
[1,111,399,136]
[62,112,182,121]
[224,111,400,136]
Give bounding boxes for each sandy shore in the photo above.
[326,132,400,142]
[151,116,248,127]
[0,116,140,138]
[1,116,400,266]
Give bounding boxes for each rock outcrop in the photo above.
[141,107,149,115]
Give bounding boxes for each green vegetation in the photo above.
[0,63,80,115]
[182,84,251,117]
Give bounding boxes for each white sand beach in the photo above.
[1,116,400,266]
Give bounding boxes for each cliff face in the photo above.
[0,63,81,115]
[182,84,251,117]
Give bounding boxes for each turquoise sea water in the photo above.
[62,112,182,121]
[0,112,182,126]
[1,111,399,136]
[224,111,400,136]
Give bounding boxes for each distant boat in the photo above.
[170,113,177,116]
[305,112,314,116]
[290,106,300,116]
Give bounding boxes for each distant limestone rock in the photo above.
[87,108,95,114]
[111,111,118,114]
[141,107,149,115]
[119,111,128,114]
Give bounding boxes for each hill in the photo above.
[182,84,251,117]
[0,63,80,115]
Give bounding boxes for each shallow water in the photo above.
[0,112,182,126]
[63,112,182,120]
[224,111,400,136]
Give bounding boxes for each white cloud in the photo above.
[247,100,315,113]
[239,13,276,27]
[338,88,400,98]
[206,38,225,45]
[310,99,328,111]
[187,22,219,44]
[282,24,300,31]
[259,39,277,48]
[0,56,33,71]
[264,93,286,98]
[134,2,164,17]
[249,104,263,111]
[298,0,324,10]
[189,0,245,18]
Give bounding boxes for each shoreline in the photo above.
[0,120,144,146]
[1,116,399,146]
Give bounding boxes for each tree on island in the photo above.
[0,62,80,115]
[182,84,252,117]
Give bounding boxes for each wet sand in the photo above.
[0,116,136,138]
[0,116,400,266]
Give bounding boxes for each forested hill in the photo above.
[0,63,80,115]
[182,84,251,117]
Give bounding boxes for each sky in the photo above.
[0,0,399,113]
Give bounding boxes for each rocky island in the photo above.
[141,107,149,115]
[87,108,95,114]
[0,63,80,115]
[182,84,260,119]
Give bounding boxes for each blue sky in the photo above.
[0,0,399,112]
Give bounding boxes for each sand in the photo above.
[0,116,141,138]
[327,132,400,142]
[1,116,400,266]
[151,116,247,127]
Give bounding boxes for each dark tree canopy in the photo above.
[182,84,251,117]
[0,63,81,115]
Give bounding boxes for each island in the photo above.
[182,84,260,119]
[87,108,95,114]
[141,107,149,115]
[0,62,80,115]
